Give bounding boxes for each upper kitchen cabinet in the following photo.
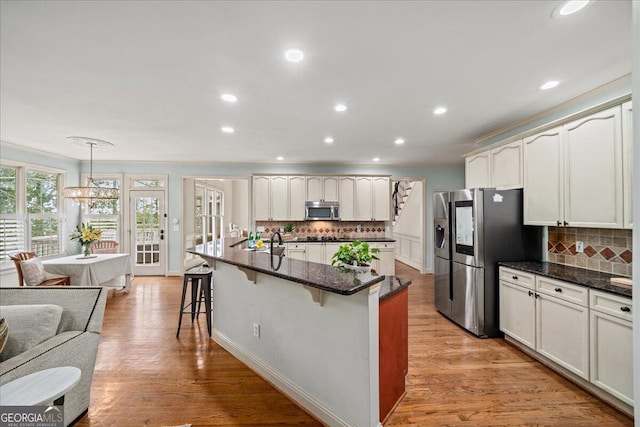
[355,177,391,221]
[523,127,563,226]
[524,106,624,228]
[253,175,290,221]
[622,101,633,229]
[306,176,339,201]
[289,176,306,221]
[490,140,523,189]
[563,106,623,228]
[338,177,356,221]
[465,151,491,189]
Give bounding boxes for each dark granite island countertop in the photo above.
[187,237,397,296]
[500,261,632,297]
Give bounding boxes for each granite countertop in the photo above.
[500,261,632,298]
[188,238,393,296]
[273,237,396,244]
[378,276,412,301]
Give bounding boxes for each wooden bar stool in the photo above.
[177,266,213,338]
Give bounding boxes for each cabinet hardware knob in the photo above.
[620,306,631,312]
[528,291,533,297]
[563,221,569,226]
[554,288,562,292]
[535,293,540,299]
[512,275,518,280]
[557,220,562,226]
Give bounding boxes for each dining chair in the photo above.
[91,240,119,254]
[8,251,71,287]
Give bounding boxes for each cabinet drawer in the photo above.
[590,289,633,322]
[536,277,588,306]
[287,243,306,250]
[499,267,535,289]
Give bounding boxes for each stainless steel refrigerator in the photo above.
[433,188,542,338]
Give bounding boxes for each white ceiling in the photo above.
[0,1,632,166]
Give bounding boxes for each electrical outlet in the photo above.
[576,241,584,253]
[253,322,260,338]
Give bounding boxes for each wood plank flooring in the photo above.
[76,262,633,426]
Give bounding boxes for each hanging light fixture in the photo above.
[62,137,119,204]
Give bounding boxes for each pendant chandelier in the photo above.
[62,137,119,203]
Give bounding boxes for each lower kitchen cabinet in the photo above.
[499,274,536,349]
[285,243,306,260]
[590,289,634,406]
[372,242,395,276]
[304,242,341,265]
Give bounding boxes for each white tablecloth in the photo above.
[42,253,133,291]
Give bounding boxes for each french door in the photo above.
[130,190,166,275]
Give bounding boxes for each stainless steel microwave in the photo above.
[305,201,340,221]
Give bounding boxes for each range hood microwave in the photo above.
[305,201,340,221]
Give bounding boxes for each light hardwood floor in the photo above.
[76,262,633,426]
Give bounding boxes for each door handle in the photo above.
[528,290,533,297]
[160,229,165,240]
[620,306,631,312]
[554,287,562,293]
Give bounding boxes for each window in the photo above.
[81,177,121,244]
[0,162,65,265]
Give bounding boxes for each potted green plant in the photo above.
[282,223,296,239]
[330,241,379,272]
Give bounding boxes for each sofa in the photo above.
[0,287,107,426]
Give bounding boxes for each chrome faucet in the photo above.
[270,231,285,257]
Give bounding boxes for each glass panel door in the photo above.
[130,190,165,275]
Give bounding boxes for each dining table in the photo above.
[42,253,133,292]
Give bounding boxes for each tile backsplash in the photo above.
[255,221,385,239]
[548,227,633,277]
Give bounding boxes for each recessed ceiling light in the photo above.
[220,93,237,103]
[540,80,560,90]
[394,138,405,145]
[334,104,348,112]
[284,49,304,63]
[433,107,447,115]
[373,157,380,162]
[221,126,234,134]
[552,0,591,18]
[277,156,284,161]
[324,137,334,144]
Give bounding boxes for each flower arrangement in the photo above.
[69,223,102,257]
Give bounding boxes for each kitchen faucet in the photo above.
[270,231,285,257]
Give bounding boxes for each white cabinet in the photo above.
[306,242,341,265]
[355,176,390,221]
[490,140,523,189]
[371,242,395,276]
[285,242,307,261]
[252,175,291,221]
[288,176,306,221]
[622,101,633,229]
[338,177,355,221]
[523,127,564,226]
[499,268,589,380]
[524,106,624,228]
[306,176,338,201]
[590,290,633,405]
[465,151,491,189]
[563,106,623,228]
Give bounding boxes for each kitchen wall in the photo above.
[255,220,385,239]
[547,226,633,276]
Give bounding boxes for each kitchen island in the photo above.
[187,238,411,426]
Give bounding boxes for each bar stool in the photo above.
[177,265,213,338]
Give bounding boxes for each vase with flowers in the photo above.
[69,223,102,257]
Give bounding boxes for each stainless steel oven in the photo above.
[305,201,340,221]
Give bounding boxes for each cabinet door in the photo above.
[523,127,563,226]
[289,176,306,220]
[372,177,390,221]
[269,176,288,221]
[324,242,341,265]
[622,101,633,229]
[499,280,536,349]
[253,176,271,221]
[590,309,634,405]
[339,177,355,221]
[323,177,339,201]
[286,243,307,261]
[356,177,373,220]
[465,152,491,189]
[563,106,623,228]
[536,293,589,380]
[306,176,323,201]
[491,140,523,189]
[306,243,324,264]
[374,243,395,275]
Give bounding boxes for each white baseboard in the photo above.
[212,329,359,427]
[167,270,182,277]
